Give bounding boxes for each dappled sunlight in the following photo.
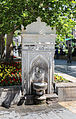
[59,101,76,114]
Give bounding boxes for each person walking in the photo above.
[67,44,72,63]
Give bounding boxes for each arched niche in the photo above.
[29,55,48,83]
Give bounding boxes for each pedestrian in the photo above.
[55,47,59,59]
[67,44,72,63]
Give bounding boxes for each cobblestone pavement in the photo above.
[0,103,76,119]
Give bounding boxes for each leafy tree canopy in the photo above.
[0,0,76,40]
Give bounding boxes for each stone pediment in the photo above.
[22,17,56,34]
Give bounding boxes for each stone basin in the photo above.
[33,82,47,92]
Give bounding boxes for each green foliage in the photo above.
[39,0,76,39]
[0,0,26,34]
[4,37,7,46]
[0,0,76,41]
[0,62,21,86]
[54,74,70,83]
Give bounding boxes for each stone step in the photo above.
[45,93,58,103]
[45,93,58,99]
[45,93,58,105]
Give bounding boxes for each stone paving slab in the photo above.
[54,109,76,119]
[59,101,76,114]
[0,103,76,119]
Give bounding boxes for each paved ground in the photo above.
[59,101,76,114]
[0,103,76,119]
[55,59,76,78]
[55,59,76,82]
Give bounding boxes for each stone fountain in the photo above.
[22,17,56,104]
[32,64,47,104]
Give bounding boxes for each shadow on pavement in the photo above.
[55,59,76,78]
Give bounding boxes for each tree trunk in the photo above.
[6,32,14,60]
[0,34,5,59]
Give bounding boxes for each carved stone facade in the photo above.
[22,17,56,94]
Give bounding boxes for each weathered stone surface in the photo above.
[56,83,76,101]
[25,95,34,105]
[0,87,21,105]
[22,17,56,95]
[33,82,47,91]
[35,95,46,101]
[45,93,58,99]
[25,17,56,34]
[0,103,76,119]
[56,83,76,88]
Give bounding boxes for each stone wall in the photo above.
[56,83,76,101]
[0,86,21,106]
